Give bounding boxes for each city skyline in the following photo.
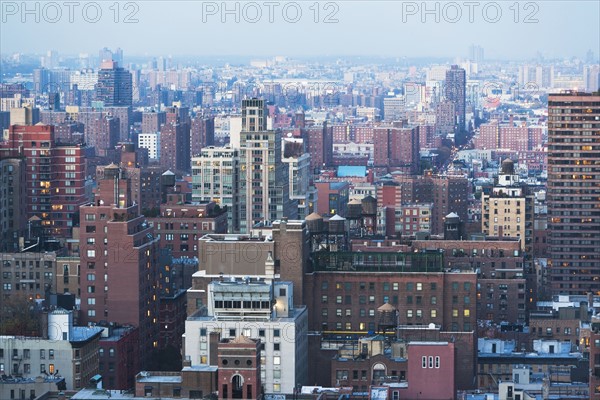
[1,1,599,60]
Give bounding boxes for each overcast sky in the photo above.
[1,1,598,60]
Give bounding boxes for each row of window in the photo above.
[421,356,441,369]
[325,281,472,292]
[321,321,472,331]
[200,328,281,338]
[0,349,53,359]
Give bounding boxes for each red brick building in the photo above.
[79,164,161,370]
[0,124,91,238]
[373,126,419,174]
[412,238,527,324]
[305,123,333,170]
[588,316,600,400]
[379,174,469,235]
[402,342,455,399]
[190,115,214,157]
[99,325,140,390]
[218,336,262,399]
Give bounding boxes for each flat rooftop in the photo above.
[71,326,104,342]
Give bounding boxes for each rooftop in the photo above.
[70,326,104,342]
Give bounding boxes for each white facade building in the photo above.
[0,309,102,391]
[138,132,161,160]
[184,279,308,394]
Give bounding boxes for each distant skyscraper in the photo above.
[583,65,600,92]
[547,92,600,295]
[468,44,484,64]
[95,60,132,107]
[33,68,49,93]
[445,65,466,140]
[99,47,123,65]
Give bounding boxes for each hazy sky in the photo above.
[1,1,598,60]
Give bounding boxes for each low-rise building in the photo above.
[477,338,588,391]
[0,309,102,391]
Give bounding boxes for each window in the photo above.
[452,309,458,317]
[274,343,280,351]
[435,356,440,368]
[416,283,422,291]
[273,384,281,392]
[431,296,437,305]
[464,309,470,317]
[274,356,281,365]
[407,310,413,318]
[421,356,427,368]
[431,310,437,318]
[274,329,280,337]
[428,356,433,368]
[40,364,46,373]
[229,329,236,337]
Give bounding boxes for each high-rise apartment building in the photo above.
[95,60,132,107]
[0,124,91,238]
[373,126,420,173]
[445,65,467,138]
[79,164,160,369]
[190,115,215,157]
[305,123,333,170]
[0,157,26,251]
[192,145,239,233]
[238,99,293,232]
[282,138,315,220]
[141,110,166,134]
[547,92,600,295]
